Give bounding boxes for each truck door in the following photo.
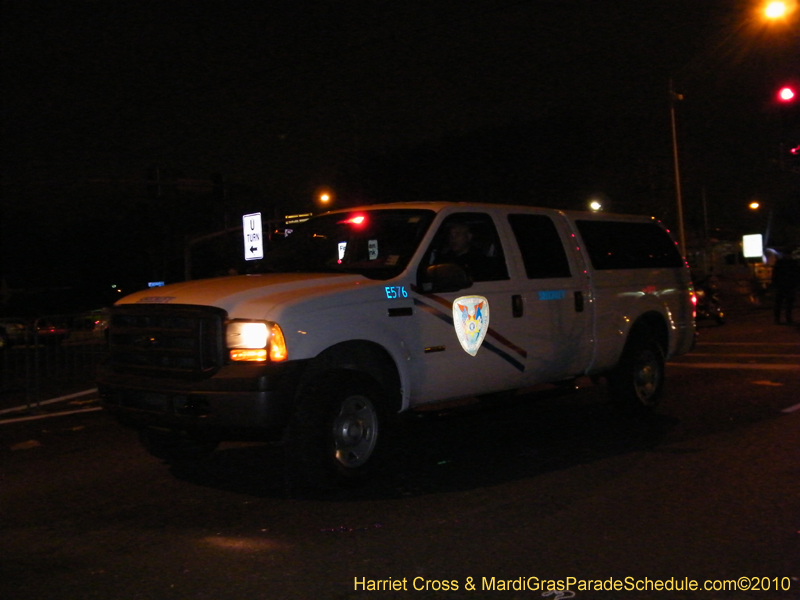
[506,212,594,383]
[410,212,528,403]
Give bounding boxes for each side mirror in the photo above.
[422,263,472,293]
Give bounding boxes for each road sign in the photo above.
[243,213,263,261]
[743,234,763,259]
[284,212,313,224]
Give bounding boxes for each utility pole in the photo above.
[669,79,687,258]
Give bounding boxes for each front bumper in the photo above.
[97,360,308,440]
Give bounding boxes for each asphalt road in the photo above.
[1,309,798,600]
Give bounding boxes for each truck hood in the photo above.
[117,273,368,315]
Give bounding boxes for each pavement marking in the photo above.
[0,406,103,425]
[689,353,799,358]
[668,363,799,371]
[781,402,800,413]
[696,342,799,346]
[0,388,98,416]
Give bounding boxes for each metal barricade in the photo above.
[0,311,108,412]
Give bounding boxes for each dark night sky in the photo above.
[1,0,798,308]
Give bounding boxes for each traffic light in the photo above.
[777,86,796,102]
[790,144,800,172]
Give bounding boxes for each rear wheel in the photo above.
[287,372,386,488]
[608,333,665,413]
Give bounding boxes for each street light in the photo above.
[315,188,334,211]
[763,1,799,20]
[764,1,788,19]
[669,3,796,260]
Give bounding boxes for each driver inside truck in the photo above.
[432,218,508,282]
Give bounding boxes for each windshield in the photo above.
[259,209,435,280]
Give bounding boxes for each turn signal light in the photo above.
[230,348,268,362]
[268,323,288,361]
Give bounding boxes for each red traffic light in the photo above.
[778,86,796,102]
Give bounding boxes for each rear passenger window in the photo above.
[576,220,683,270]
[508,214,572,279]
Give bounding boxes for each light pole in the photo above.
[666,2,795,260]
[748,200,775,249]
[669,79,687,258]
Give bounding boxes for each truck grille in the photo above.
[107,305,226,379]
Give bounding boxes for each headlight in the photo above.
[226,320,288,362]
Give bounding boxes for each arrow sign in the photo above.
[242,213,263,261]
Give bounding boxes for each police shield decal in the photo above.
[453,295,490,356]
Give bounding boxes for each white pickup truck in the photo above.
[98,202,695,486]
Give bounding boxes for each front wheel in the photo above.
[287,373,386,488]
[608,335,665,413]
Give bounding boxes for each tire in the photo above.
[286,372,385,488]
[608,333,665,413]
[138,428,219,462]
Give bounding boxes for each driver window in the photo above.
[423,213,509,282]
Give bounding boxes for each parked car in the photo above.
[66,309,110,345]
[33,317,70,345]
[0,317,30,350]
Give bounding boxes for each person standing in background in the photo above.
[772,250,799,324]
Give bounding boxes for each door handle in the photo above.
[574,291,584,313]
[512,294,524,318]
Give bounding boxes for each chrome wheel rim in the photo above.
[332,394,379,468]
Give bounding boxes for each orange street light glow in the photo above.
[765,1,787,18]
